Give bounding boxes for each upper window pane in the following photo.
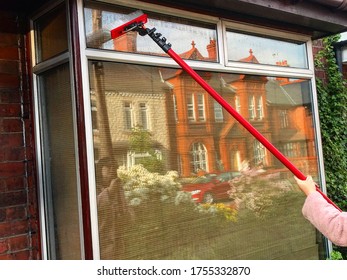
[226,30,308,68]
[84,2,218,62]
[34,4,68,63]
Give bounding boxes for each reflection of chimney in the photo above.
[276,60,290,83]
[207,39,217,60]
[113,32,137,52]
[276,60,289,66]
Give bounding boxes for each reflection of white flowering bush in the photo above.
[117,165,238,222]
[228,162,295,218]
[118,165,186,206]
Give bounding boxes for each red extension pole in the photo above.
[109,15,341,211]
[166,48,341,212]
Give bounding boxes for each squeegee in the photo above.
[107,11,341,211]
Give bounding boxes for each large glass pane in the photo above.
[89,60,325,260]
[39,63,81,259]
[226,30,308,68]
[84,2,218,62]
[34,3,68,63]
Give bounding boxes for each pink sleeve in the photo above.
[302,191,347,246]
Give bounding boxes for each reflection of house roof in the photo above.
[89,62,171,94]
[179,41,205,60]
[277,129,307,142]
[240,49,260,63]
[266,79,306,106]
[160,68,237,95]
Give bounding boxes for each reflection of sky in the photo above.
[227,32,308,68]
[340,32,347,41]
[84,8,307,67]
[84,9,216,57]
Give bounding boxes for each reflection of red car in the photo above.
[182,172,240,203]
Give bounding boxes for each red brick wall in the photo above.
[0,11,40,260]
[312,39,326,81]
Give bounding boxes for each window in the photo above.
[124,102,133,130]
[226,29,308,68]
[235,95,241,114]
[190,142,208,173]
[280,110,289,128]
[29,0,326,261]
[187,94,195,121]
[214,101,223,122]
[173,95,178,122]
[84,1,218,62]
[248,95,256,120]
[257,96,264,120]
[38,64,82,259]
[139,102,149,130]
[197,94,205,121]
[34,3,68,62]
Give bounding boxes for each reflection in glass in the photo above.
[34,3,68,63]
[226,31,308,68]
[84,2,218,62]
[39,64,81,259]
[89,60,323,260]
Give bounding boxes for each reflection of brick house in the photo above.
[89,62,174,169]
[162,46,316,176]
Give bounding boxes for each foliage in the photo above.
[328,250,343,260]
[314,35,347,211]
[128,126,165,173]
[118,164,237,221]
[228,163,295,219]
[198,203,238,222]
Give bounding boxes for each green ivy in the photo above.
[315,35,347,211]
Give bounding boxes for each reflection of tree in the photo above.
[91,9,114,160]
[129,126,165,173]
[92,62,114,160]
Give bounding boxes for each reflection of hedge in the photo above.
[117,165,319,260]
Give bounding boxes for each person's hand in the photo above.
[294,175,317,196]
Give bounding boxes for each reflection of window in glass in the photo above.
[34,3,68,63]
[257,96,264,120]
[127,150,162,168]
[282,142,296,158]
[253,141,267,166]
[91,94,98,130]
[139,102,149,130]
[300,142,308,157]
[173,95,178,122]
[226,30,308,68]
[84,3,218,62]
[197,94,205,121]
[124,102,133,130]
[187,94,195,121]
[235,95,241,113]
[190,142,207,173]
[214,101,223,122]
[39,63,81,259]
[248,95,256,120]
[279,110,289,128]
